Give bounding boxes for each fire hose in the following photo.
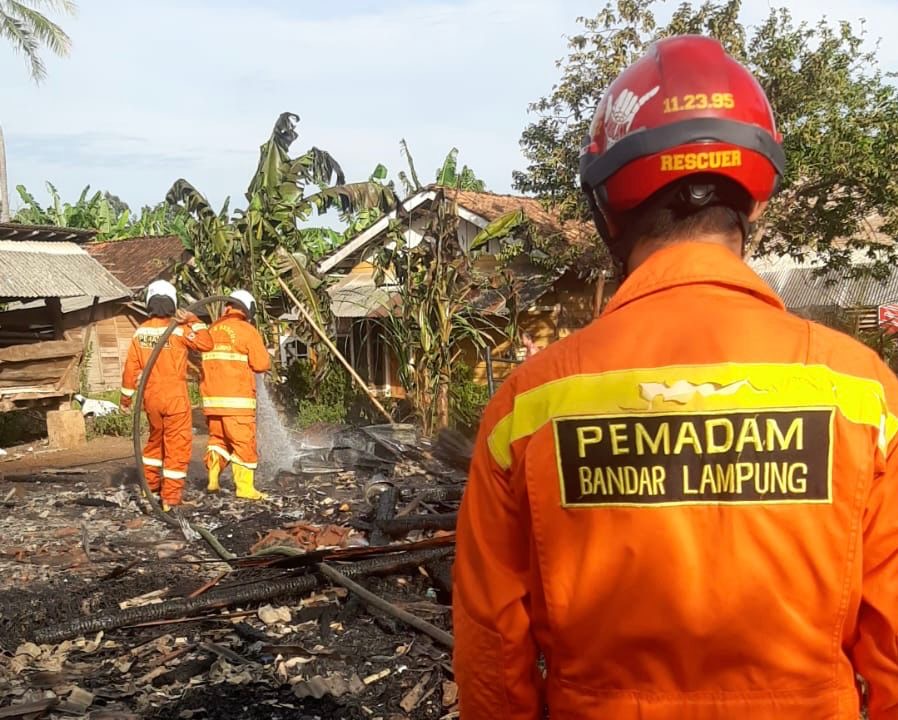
[130,295,239,561]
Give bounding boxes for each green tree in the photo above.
[168,112,395,354]
[13,182,190,242]
[514,0,898,274]
[0,0,77,221]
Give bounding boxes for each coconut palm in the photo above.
[0,0,77,220]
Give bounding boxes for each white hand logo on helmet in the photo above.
[604,85,660,148]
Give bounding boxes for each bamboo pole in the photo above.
[263,259,393,423]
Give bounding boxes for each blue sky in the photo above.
[3,0,897,220]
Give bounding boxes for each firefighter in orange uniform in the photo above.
[120,280,213,510]
[453,36,898,719]
[201,290,271,500]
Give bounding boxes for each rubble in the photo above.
[0,424,466,718]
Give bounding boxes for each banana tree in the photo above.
[168,112,397,356]
[398,140,487,195]
[372,189,528,433]
[13,182,189,242]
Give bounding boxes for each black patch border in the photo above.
[552,407,835,508]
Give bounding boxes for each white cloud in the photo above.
[1,0,895,214]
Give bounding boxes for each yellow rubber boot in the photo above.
[233,465,267,501]
[206,455,221,494]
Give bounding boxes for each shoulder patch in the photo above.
[553,408,834,507]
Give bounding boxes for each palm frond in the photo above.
[0,13,44,80]
[270,246,328,330]
[468,209,526,253]
[291,147,346,188]
[398,171,416,196]
[166,179,218,223]
[6,1,71,56]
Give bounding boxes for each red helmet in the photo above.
[580,35,785,243]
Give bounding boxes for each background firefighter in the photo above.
[452,36,898,719]
[200,289,271,501]
[120,280,213,510]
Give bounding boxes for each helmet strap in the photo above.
[590,177,752,277]
[585,185,629,278]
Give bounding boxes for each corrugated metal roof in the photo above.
[757,265,898,309]
[3,294,124,315]
[0,240,131,299]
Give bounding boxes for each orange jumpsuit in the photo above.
[121,316,213,506]
[453,242,898,720]
[200,307,271,474]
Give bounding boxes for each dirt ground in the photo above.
[0,425,461,719]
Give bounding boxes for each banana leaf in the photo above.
[435,148,459,186]
[469,209,527,253]
[306,181,396,216]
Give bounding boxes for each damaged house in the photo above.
[314,186,605,396]
[0,224,131,411]
[80,235,192,391]
[0,229,192,405]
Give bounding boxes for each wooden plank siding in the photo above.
[355,276,603,397]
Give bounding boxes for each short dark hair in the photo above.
[147,295,175,318]
[616,175,753,246]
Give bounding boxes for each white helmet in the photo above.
[229,289,256,315]
[146,279,177,307]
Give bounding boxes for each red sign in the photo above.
[878,303,898,335]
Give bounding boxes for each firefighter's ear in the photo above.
[748,200,767,223]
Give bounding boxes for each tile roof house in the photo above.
[310,186,604,396]
[85,235,191,294]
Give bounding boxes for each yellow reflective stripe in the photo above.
[202,351,249,363]
[162,468,187,480]
[172,327,184,337]
[487,362,898,470]
[202,396,256,409]
[207,445,231,461]
[142,456,163,467]
[120,387,135,398]
[134,326,167,338]
[231,455,258,469]
[191,323,208,331]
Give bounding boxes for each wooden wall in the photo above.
[469,274,600,387]
[79,311,142,392]
[340,273,606,399]
[0,339,82,411]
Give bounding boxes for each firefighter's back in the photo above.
[201,311,258,416]
[130,317,191,412]
[507,243,894,718]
